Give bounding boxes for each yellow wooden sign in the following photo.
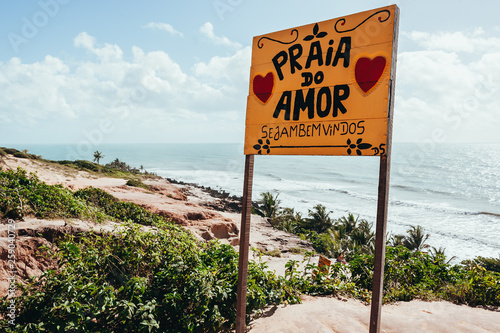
[244,5,398,156]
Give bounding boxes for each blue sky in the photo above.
[1,0,500,145]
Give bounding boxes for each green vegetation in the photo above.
[1,146,156,179]
[0,222,301,332]
[75,187,165,226]
[0,147,40,160]
[349,246,500,306]
[0,168,499,332]
[13,151,29,159]
[126,178,149,190]
[253,190,500,308]
[0,168,104,221]
[462,256,500,273]
[253,191,281,219]
[57,159,102,173]
[0,169,301,332]
[105,158,142,174]
[253,192,375,259]
[55,159,149,178]
[0,169,158,223]
[1,147,22,155]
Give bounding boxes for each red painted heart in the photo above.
[355,56,386,93]
[253,72,274,103]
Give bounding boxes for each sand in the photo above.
[249,296,500,332]
[1,155,500,332]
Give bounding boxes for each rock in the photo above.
[0,237,57,297]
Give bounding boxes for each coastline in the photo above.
[1,153,499,332]
[0,154,317,293]
[4,142,499,262]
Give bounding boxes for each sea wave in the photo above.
[476,211,500,218]
[388,198,498,218]
[391,183,452,196]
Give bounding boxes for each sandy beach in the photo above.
[1,154,499,332]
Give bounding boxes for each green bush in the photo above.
[347,246,500,306]
[13,151,29,159]
[75,187,168,226]
[74,160,100,172]
[2,148,20,155]
[462,256,500,273]
[126,178,149,189]
[442,264,500,306]
[0,222,299,332]
[55,159,145,178]
[0,168,103,220]
[1,168,498,333]
[0,148,6,156]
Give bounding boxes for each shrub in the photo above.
[0,222,300,332]
[75,187,168,226]
[2,148,20,155]
[0,168,102,220]
[13,151,29,159]
[105,158,140,174]
[442,264,500,306]
[462,256,500,273]
[74,160,100,172]
[126,179,149,189]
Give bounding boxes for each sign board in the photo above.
[237,5,399,333]
[244,5,398,156]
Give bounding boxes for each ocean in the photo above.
[7,142,500,263]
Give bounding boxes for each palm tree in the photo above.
[430,246,456,264]
[337,213,358,234]
[402,225,430,252]
[351,226,374,248]
[302,204,333,234]
[253,191,281,221]
[388,233,405,247]
[93,151,104,165]
[272,207,302,233]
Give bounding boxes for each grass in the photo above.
[126,178,150,190]
[0,168,105,221]
[289,247,307,255]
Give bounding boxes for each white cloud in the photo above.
[404,28,500,53]
[193,46,251,84]
[394,30,500,143]
[74,32,123,62]
[142,22,183,37]
[0,32,250,144]
[3,28,499,145]
[199,22,241,48]
[74,31,95,49]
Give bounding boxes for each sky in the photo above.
[1,0,499,145]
